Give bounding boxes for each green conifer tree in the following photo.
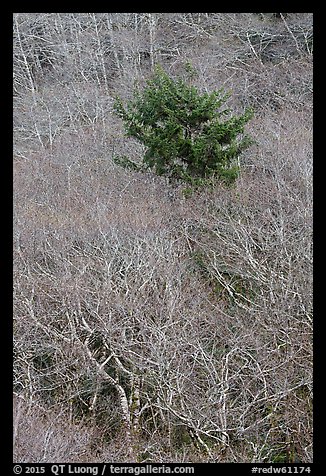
[113,65,253,185]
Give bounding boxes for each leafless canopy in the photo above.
[13,12,312,463]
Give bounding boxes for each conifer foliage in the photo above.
[114,65,253,184]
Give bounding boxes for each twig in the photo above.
[280,13,302,56]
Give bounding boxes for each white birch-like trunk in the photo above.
[148,13,156,71]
